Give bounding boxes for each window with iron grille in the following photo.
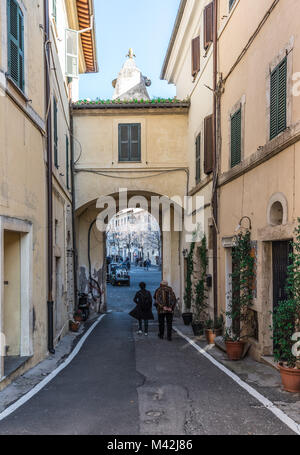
[195,134,201,184]
[53,97,58,168]
[118,124,141,162]
[270,57,287,140]
[231,108,241,168]
[7,0,24,91]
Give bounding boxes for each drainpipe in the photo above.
[212,0,219,322]
[44,0,55,354]
[70,114,78,307]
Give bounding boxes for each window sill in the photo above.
[6,75,28,103]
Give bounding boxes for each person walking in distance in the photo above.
[130,282,154,336]
[154,280,177,341]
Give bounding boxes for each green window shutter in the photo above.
[118,124,141,162]
[119,124,130,161]
[195,134,201,184]
[53,97,58,168]
[231,108,241,168]
[7,0,24,91]
[66,135,69,189]
[129,124,141,161]
[270,57,287,140]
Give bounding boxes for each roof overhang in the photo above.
[66,0,98,74]
[160,0,187,80]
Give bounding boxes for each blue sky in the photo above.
[79,0,180,100]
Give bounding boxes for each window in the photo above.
[195,134,201,184]
[7,0,24,91]
[204,115,213,174]
[204,2,214,50]
[53,97,58,168]
[229,0,236,11]
[66,135,70,189]
[270,57,287,140]
[118,124,141,162]
[191,36,200,78]
[52,0,57,22]
[231,108,241,167]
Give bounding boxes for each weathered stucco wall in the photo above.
[217,0,300,360]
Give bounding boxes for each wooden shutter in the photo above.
[231,108,241,168]
[130,124,141,161]
[277,58,287,134]
[195,134,201,184]
[7,0,24,90]
[204,115,213,174]
[270,57,287,140]
[53,97,58,167]
[204,2,214,50]
[119,125,130,161]
[191,36,200,78]
[119,124,141,161]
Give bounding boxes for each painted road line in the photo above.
[174,327,300,436]
[0,314,106,422]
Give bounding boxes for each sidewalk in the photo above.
[172,316,300,427]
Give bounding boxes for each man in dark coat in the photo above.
[130,282,154,336]
[154,280,177,341]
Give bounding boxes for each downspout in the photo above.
[212,0,219,322]
[44,0,55,354]
[70,113,78,307]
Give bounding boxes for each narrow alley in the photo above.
[0,268,295,435]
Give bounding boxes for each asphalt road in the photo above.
[0,267,295,435]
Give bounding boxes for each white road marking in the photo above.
[0,314,106,422]
[174,327,300,436]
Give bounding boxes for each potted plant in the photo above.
[214,315,224,337]
[69,319,80,332]
[204,315,224,344]
[204,319,215,344]
[271,220,300,393]
[225,230,255,360]
[74,309,83,322]
[192,236,208,335]
[182,240,196,326]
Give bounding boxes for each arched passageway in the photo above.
[75,191,184,312]
[105,208,162,313]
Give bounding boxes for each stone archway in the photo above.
[75,190,184,309]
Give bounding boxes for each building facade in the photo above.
[72,51,189,304]
[217,0,300,360]
[161,0,216,321]
[0,0,97,388]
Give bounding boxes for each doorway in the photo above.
[3,230,21,357]
[272,240,292,348]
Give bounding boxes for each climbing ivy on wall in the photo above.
[193,235,208,322]
[225,230,255,341]
[184,240,196,312]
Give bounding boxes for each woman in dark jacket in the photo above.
[130,282,154,336]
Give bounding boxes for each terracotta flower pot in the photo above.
[225,341,245,360]
[279,365,300,393]
[69,320,80,332]
[205,329,216,345]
